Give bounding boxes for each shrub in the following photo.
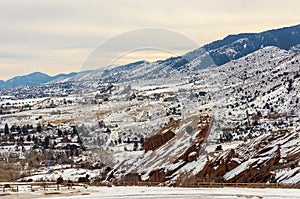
[57,177,64,184]
[215,145,223,151]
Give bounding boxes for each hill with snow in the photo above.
[105,46,300,184]
[1,25,300,185]
[2,25,300,90]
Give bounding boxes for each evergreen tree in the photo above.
[99,120,106,128]
[215,145,223,151]
[140,137,144,148]
[26,135,32,142]
[10,125,16,132]
[133,141,138,151]
[22,125,28,134]
[57,129,63,137]
[4,123,9,135]
[37,123,42,133]
[44,136,50,148]
[16,126,22,134]
[106,128,111,134]
[72,126,78,135]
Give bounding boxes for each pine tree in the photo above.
[26,135,32,142]
[72,126,78,135]
[16,126,22,134]
[22,125,28,134]
[10,125,16,132]
[44,136,50,148]
[4,123,9,135]
[37,123,42,133]
[57,129,63,137]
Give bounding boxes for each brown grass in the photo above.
[0,161,22,182]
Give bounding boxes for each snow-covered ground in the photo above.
[37,186,300,199]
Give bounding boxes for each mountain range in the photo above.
[1,24,300,89]
[0,72,78,89]
[204,24,300,65]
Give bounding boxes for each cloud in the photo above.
[80,28,199,71]
[0,0,299,79]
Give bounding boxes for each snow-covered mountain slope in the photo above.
[2,24,300,92]
[64,25,300,91]
[204,24,300,66]
[105,46,300,184]
[205,46,299,138]
[71,58,190,90]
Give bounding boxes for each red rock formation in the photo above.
[144,120,180,152]
[108,117,300,185]
[195,149,239,182]
[148,169,166,182]
[122,173,141,183]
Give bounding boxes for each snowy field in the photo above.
[36,186,300,199]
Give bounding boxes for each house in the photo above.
[43,160,56,167]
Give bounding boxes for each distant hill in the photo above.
[1,24,300,89]
[0,72,78,89]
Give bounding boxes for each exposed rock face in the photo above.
[108,118,300,184]
[143,120,180,152]
[144,120,180,152]
[188,130,297,184]
[148,169,166,182]
[122,173,141,183]
[144,130,175,153]
[194,149,239,183]
[108,115,215,183]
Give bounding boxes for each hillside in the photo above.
[105,46,300,184]
[204,24,300,65]
[2,25,300,91]
[0,25,300,186]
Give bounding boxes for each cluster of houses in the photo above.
[0,123,85,165]
[0,82,74,100]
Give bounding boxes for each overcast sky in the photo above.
[0,0,299,80]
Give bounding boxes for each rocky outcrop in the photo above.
[144,120,180,152]
[148,169,166,182]
[193,149,239,183]
[189,130,296,184]
[108,115,215,183]
[122,173,141,183]
[107,116,300,185]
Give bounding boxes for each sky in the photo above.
[0,0,299,80]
